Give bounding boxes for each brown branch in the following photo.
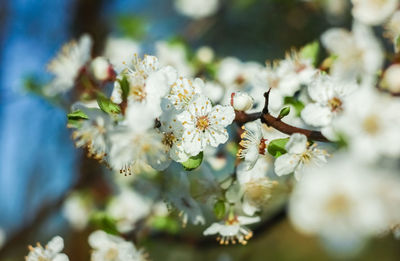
[234,91,330,142]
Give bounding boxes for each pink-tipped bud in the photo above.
[231,92,254,111]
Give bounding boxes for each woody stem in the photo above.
[234,90,330,142]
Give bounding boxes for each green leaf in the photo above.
[116,15,147,39]
[300,41,319,66]
[213,200,226,219]
[67,110,89,128]
[151,216,180,234]
[182,152,203,171]
[67,110,89,120]
[118,76,130,101]
[284,97,304,116]
[267,138,289,158]
[97,93,121,115]
[278,106,290,119]
[90,212,119,235]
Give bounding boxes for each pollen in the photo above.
[196,115,210,131]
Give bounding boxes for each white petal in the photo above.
[237,215,261,225]
[242,200,259,216]
[301,103,333,127]
[53,254,70,261]
[47,236,64,253]
[209,105,235,127]
[274,153,300,176]
[203,223,222,235]
[286,133,307,154]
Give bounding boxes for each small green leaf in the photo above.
[67,110,88,128]
[151,216,180,234]
[67,110,89,120]
[300,41,319,66]
[278,106,290,119]
[182,152,203,171]
[284,97,304,116]
[116,15,147,39]
[97,93,121,115]
[118,76,130,101]
[90,212,119,235]
[213,200,226,219]
[267,138,289,158]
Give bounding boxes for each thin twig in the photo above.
[234,91,330,142]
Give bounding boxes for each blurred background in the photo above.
[0,0,399,260]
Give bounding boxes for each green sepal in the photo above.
[278,106,291,119]
[284,97,304,116]
[97,93,121,115]
[67,110,89,128]
[118,76,130,101]
[213,200,226,220]
[267,138,289,158]
[182,152,203,171]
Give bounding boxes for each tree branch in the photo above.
[235,91,330,142]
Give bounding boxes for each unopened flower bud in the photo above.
[196,46,214,64]
[91,56,115,81]
[230,92,254,111]
[381,64,400,93]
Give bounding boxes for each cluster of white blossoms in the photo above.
[25,231,146,261]
[26,0,400,258]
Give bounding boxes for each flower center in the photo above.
[258,138,267,155]
[325,193,351,215]
[300,150,312,164]
[363,114,380,135]
[162,132,176,148]
[105,247,119,260]
[244,178,277,206]
[328,97,343,112]
[130,84,146,102]
[196,116,210,131]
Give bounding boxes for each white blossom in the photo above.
[351,0,398,25]
[104,37,140,73]
[89,230,146,261]
[321,22,383,83]
[289,158,391,251]
[237,120,286,170]
[203,215,260,245]
[26,236,69,261]
[70,103,112,162]
[237,158,277,216]
[156,41,194,77]
[274,133,328,180]
[177,94,235,156]
[330,87,400,162]
[62,192,93,230]
[166,171,205,226]
[45,34,92,96]
[174,0,219,19]
[107,188,152,233]
[158,109,190,163]
[163,77,203,111]
[301,73,358,127]
[112,54,177,119]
